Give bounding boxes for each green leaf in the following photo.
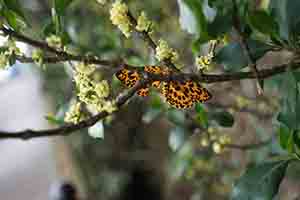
[54,0,73,16]
[2,9,27,31]
[293,130,300,151]
[42,21,56,36]
[51,7,61,34]
[270,0,300,41]
[45,115,64,125]
[211,111,234,127]
[0,47,9,53]
[8,52,16,66]
[286,130,295,154]
[3,0,27,24]
[277,71,300,130]
[247,10,278,36]
[215,40,272,72]
[195,103,208,128]
[231,160,290,200]
[248,39,273,60]
[215,42,247,71]
[207,11,233,37]
[88,121,104,139]
[278,124,292,151]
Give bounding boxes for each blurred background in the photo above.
[1,0,300,200]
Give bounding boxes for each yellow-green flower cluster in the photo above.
[195,39,219,72]
[0,40,22,70]
[110,0,132,38]
[0,53,9,70]
[32,49,45,68]
[195,52,214,71]
[46,34,62,49]
[64,102,85,124]
[155,39,179,63]
[136,11,153,33]
[6,39,22,56]
[72,62,116,116]
[212,134,231,154]
[199,128,232,154]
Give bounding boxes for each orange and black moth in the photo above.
[115,66,212,109]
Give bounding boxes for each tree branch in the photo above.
[224,136,274,150]
[2,25,299,84]
[0,27,119,67]
[0,80,147,140]
[148,61,300,83]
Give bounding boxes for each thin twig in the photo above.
[232,0,264,94]
[126,12,180,72]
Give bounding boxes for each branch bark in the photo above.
[0,80,147,140]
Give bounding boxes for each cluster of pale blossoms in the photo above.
[64,102,85,124]
[200,127,232,154]
[155,39,179,63]
[195,39,218,72]
[136,11,153,33]
[109,1,180,66]
[46,34,62,49]
[110,0,132,38]
[110,1,154,37]
[31,49,45,68]
[0,39,22,70]
[64,62,117,124]
[195,52,214,71]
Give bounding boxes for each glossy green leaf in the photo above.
[231,160,290,200]
[207,11,233,37]
[54,0,73,16]
[8,52,16,66]
[195,103,208,128]
[3,0,27,24]
[211,111,234,127]
[2,9,27,31]
[277,71,300,130]
[293,131,300,151]
[270,0,300,41]
[247,10,278,36]
[45,115,64,125]
[215,42,247,71]
[42,21,56,36]
[51,7,61,34]
[278,124,292,151]
[215,40,272,72]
